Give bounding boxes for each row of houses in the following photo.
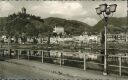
[52,26,128,44]
[1,33,128,44]
[1,36,48,44]
[50,33,128,44]
[0,25,128,44]
[107,33,128,42]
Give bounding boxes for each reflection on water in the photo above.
[0,49,100,60]
[0,48,101,69]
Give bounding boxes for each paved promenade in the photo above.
[5,59,128,80]
[0,61,75,79]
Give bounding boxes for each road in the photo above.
[0,61,76,79]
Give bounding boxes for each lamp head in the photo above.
[99,3,108,12]
[109,4,117,12]
[95,7,102,15]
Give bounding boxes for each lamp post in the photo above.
[95,3,117,75]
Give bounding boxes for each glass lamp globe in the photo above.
[95,7,102,15]
[109,4,117,12]
[99,4,108,12]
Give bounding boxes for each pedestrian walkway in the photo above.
[6,59,128,80]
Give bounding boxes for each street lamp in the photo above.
[95,3,117,75]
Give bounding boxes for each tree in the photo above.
[25,23,39,37]
[47,25,53,45]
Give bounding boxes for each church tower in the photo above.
[21,7,26,14]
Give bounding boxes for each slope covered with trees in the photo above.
[0,14,91,37]
[92,17,128,34]
[0,12,127,37]
[44,17,91,35]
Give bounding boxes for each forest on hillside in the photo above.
[0,12,127,37]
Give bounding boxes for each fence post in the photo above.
[14,49,16,59]
[18,50,20,60]
[2,49,4,57]
[42,50,43,63]
[84,54,86,71]
[119,55,122,76]
[28,50,29,61]
[20,50,22,59]
[60,53,62,66]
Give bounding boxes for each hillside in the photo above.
[0,17,8,29]
[93,17,128,34]
[44,17,91,35]
[0,12,127,37]
[0,14,91,36]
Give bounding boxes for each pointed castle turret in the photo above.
[21,7,26,14]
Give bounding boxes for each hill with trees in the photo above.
[0,12,127,37]
[92,17,128,34]
[44,17,91,35]
[0,13,91,37]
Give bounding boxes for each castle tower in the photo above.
[21,7,26,14]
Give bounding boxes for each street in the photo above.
[0,61,75,79]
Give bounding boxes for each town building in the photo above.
[72,32,101,43]
[107,33,128,43]
[21,7,26,14]
[53,26,64,35]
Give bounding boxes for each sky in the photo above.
[0,1,127,26]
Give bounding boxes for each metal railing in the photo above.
[1,50,128,77]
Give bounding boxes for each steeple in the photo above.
[21,7,26,14]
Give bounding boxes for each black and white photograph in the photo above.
[0,0,127,80]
